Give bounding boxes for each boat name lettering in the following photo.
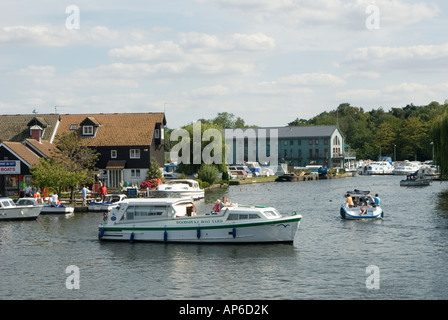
[175,219,223,224]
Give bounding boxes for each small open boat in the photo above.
[340,190,383,220]
[400,172,431,187]
[16,197,75,214]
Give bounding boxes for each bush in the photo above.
[198,164,220,185]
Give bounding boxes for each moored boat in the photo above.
[0,197,42,221]
[98,198,302,243]
[393,161,421,175]
[88,194,127,211]
[364,161,394,175]
[340,190,383,220]
[16,197,74,214]
[150,179,204,200]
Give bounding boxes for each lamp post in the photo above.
[430,142,434,162]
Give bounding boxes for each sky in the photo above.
[1,0,447,129]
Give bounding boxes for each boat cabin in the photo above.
[1,198,16,209]
[106,198,285,225]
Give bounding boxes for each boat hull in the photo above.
[400,180,431,187]
[99,216,301,243]
[340,206,383,220]
[41,206,75,214]
[0,206,42,221]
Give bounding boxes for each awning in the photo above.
[106,160,126,169]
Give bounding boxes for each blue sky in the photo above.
[1,0,447,128]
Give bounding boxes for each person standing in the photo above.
[81,185,91,206]
[100,183,107,202]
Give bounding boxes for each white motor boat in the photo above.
[16,197,74,214]
[340,190,383,220]
[400,173,431,187]
[88,194,127,211]
[150,179,204,200]
[393,161,421,175]
[98,198,302,243]
[1,197,42,221]
[364,161,394,175]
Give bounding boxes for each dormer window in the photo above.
[79,117,100,137]
[83,125,94,136]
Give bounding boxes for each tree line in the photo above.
[288,101,448,163]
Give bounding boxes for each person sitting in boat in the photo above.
[213,199,221,213]
[374,194,381,207]
[360,201,368,215]
[346,194,354,207]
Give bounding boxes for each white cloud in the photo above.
[191,85,229,97]
[180,32,275,51]
[278,73,346,86]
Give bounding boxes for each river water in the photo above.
[1,175,448,300]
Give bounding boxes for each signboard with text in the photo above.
[0,161,21,174]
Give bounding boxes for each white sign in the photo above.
[0,161,20,174]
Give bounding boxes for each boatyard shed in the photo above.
[226,125,346,168]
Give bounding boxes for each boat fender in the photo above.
[130,232,135,243]
[164,230,168,242]
[98,227,105,239]
[232,227,236,239]
[340,208,346,219]
[197,227,201,239]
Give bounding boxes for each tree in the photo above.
[373,122,396,157]
[431,110,448,179]
[174,121,227,175]
[31,132,99,201]
[146,157,162,180]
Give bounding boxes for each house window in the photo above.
[333,136,340,145]
[324,139,328,145]
[130,149,140,159]
[70,124,78,130]
[111,150,117,159]
[315,139,319,145]
[308,139,313,145]
[131,169,141,177]
[155,129,160,139]
[83,125,93,136]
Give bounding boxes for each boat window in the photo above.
[264,210,280,218]
[227,212,261,220]
[17,199,35,206]
[129,205,166,219]
[1,200,14,207]
[228,213,238,220]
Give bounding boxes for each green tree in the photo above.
[174,121,227,175]
[431,109,448,179]
[373,122,396,158]
[146,157,162,180]
[31,132,99,201]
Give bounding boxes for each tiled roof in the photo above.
[23,138,59,158]
[2,141,41,167]
[57,113,166,147]
[0,114,60,142]
[230,125,341,138]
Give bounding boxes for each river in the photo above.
[1,175,448,300]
